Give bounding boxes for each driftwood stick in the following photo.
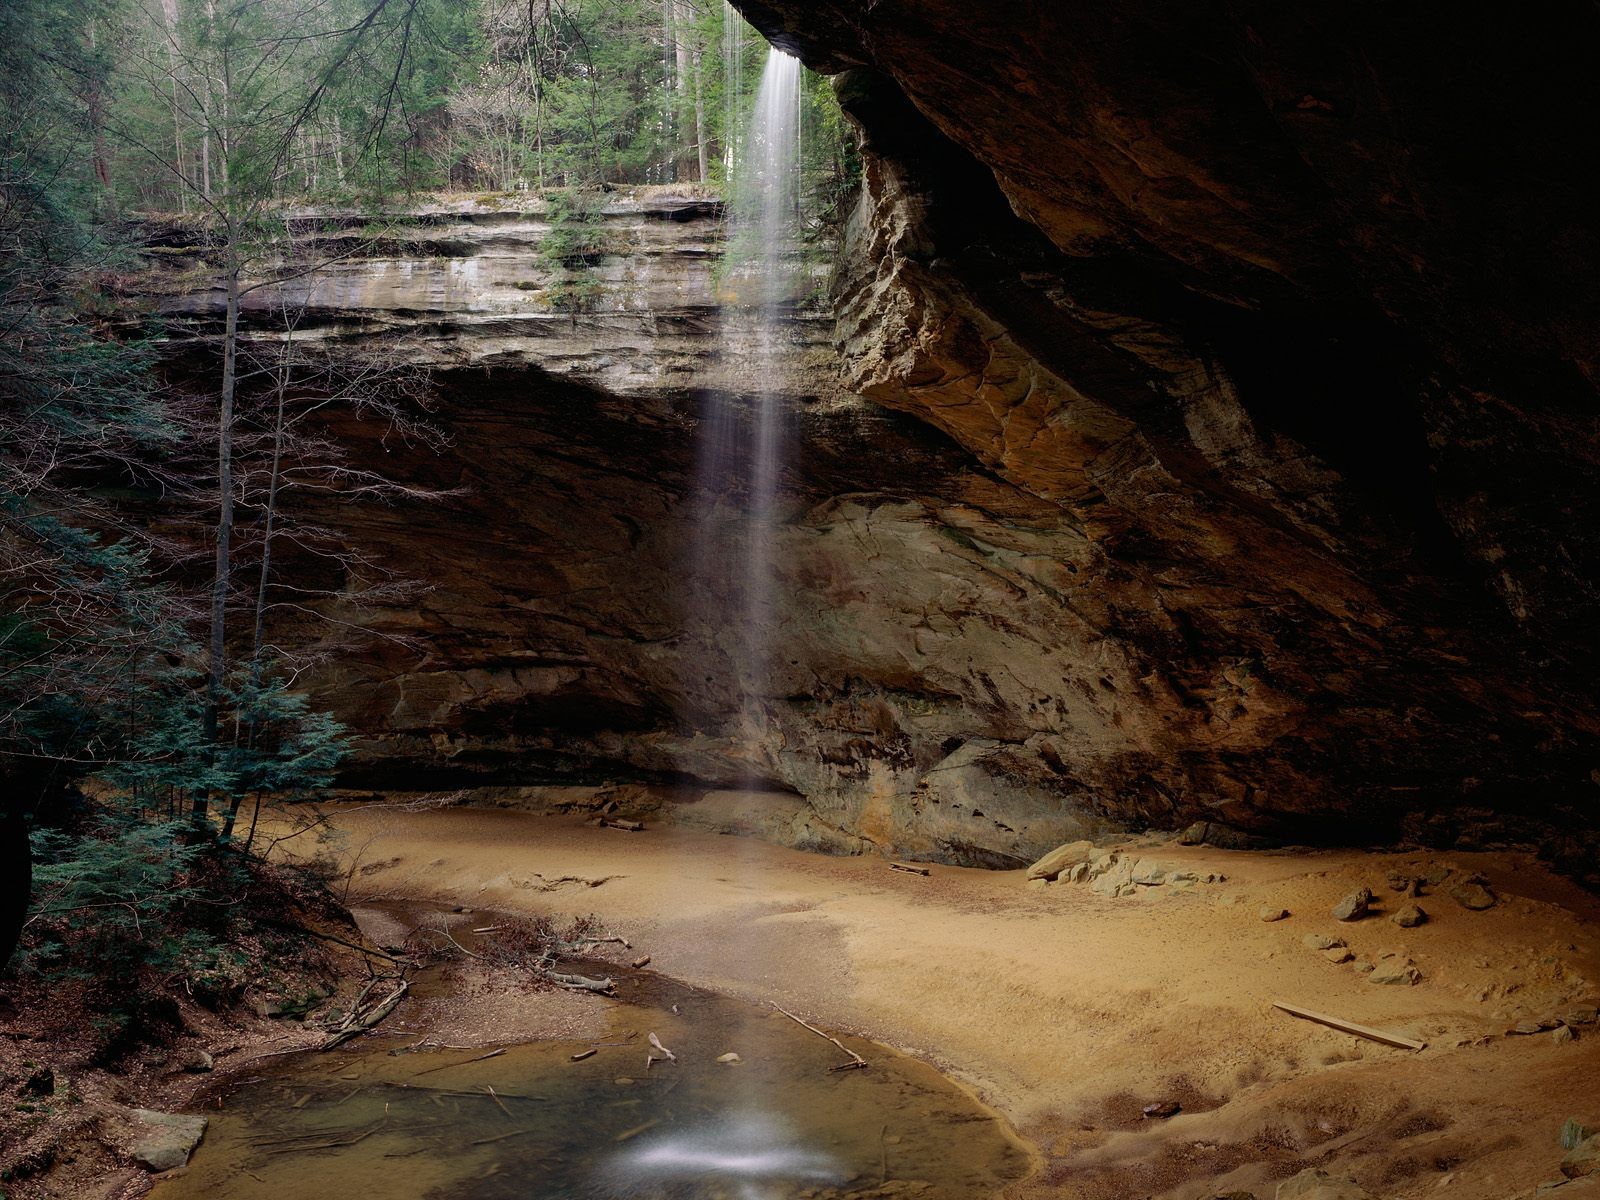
[889,862,931,876]
[471,1128,535,1147]
[543,969,615,994]
[1272,1001,1426,1051]
[570,1049,597,1062]
[771,1003,868,1071]
[647,1032,676,1062]
[322,981,408,1050]
[409,1048,505,1078]
[485,1086,513,1117]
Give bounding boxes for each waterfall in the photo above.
[687,44,802,781]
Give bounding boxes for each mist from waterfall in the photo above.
[687,45,803,777]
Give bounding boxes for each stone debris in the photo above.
[1553,1024,1578,1044]
[1304,933,1345,951]
[1275,1167,1375,1199]
[1025,839,1095,881]
[1323,947,1355,964]
[1564,1134,1600,1179]
[1260,907,1290,922]
[1563,1119,1599,1151]
[1565,1007,1598,1026]
[1332,888,1373,922]
[1368,956,1421,986]
[1449,878,1498,910]
[1391,903,1427,928]
[126,1109,207,1173]
[1032,847,1224,898]
[1142,1099,1180,1119]
[716,1052,742,1064]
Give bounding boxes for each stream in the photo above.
[150,953,1030,1200]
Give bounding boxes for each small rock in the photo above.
[1142,1100,1180,1119]
[1304,933,1345,951]
[1131,860,1168,886]
[1063,862,1091,884]
[1332,889,1373,922]
[173,1048,213,1074]
[1562,1118,1599,1151]
[1449,879,1497,911]
[1391,904,1427,928]
[1385,871,1412,892]
[1565,1007,1598,1026]
[1177,821,1209,845]
[250,996,286,1019]
[1554,1025,1578,1045]
[1351,960,1375,974]
[1260,907,1290,922]
[1213,1193,1258,1200]
[614,1077,635,1085]
[1564,1133,1600,1179]
[128,1110,207,1173]
[1275,1167,1374,1199]
[1421,865,1454,886]
[716,1053,742,1065]
[1324,947,1355,964]
[1368,959,1422,986]
[1511,1019,1548,1035]
[1026,840,1096,882]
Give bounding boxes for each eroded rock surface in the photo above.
[150,8,1600,881]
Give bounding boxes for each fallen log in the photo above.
[599,817,644,832]
[570,1049,597,1062]
[1272,1001,1427,1051]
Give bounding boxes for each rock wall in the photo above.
[151,19,1600,875]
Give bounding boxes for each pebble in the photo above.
[1304,933,1345,951]
[1391,904,1427,928]
[1553,1025,1577,1045]
[1323,947,1355,964]
[1260,907,1290,922]
[717,1053,742,1065]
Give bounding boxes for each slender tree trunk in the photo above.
[692,43,708,183]
[0,801,29,972]
[200,246,240,830]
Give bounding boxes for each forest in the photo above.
[0,0,850,999]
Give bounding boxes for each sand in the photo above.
[295,804,1600,1199]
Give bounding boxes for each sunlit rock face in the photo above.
[151,57,1600,875]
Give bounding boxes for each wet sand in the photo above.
[294,805,1600,1199]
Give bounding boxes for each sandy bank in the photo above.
[301,805,1600,1199]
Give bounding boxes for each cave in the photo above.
[3,3,1599,1198]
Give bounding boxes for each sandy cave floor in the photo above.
[287,804,1600,1200]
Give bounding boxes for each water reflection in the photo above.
[608,1114,846,1195]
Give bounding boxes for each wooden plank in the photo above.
[1272,1001,1426,1051]
[889,862,931,876]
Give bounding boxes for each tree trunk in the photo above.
[693,44,708,183]
[200,249,241,830]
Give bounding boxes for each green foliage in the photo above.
[538,188,609,316]
[23,810,219,989]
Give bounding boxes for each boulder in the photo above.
[1564,1134,1600,1179]
[1332,889,1373,921]
[1275,1168,1374,1199]
[1025,840,1095,881]
[1563,1118,1599,1151]
[1449,880,1497,911]
[128,1109,207,1173]
[1368,958,1422,986]
[1391,904,1427,928]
